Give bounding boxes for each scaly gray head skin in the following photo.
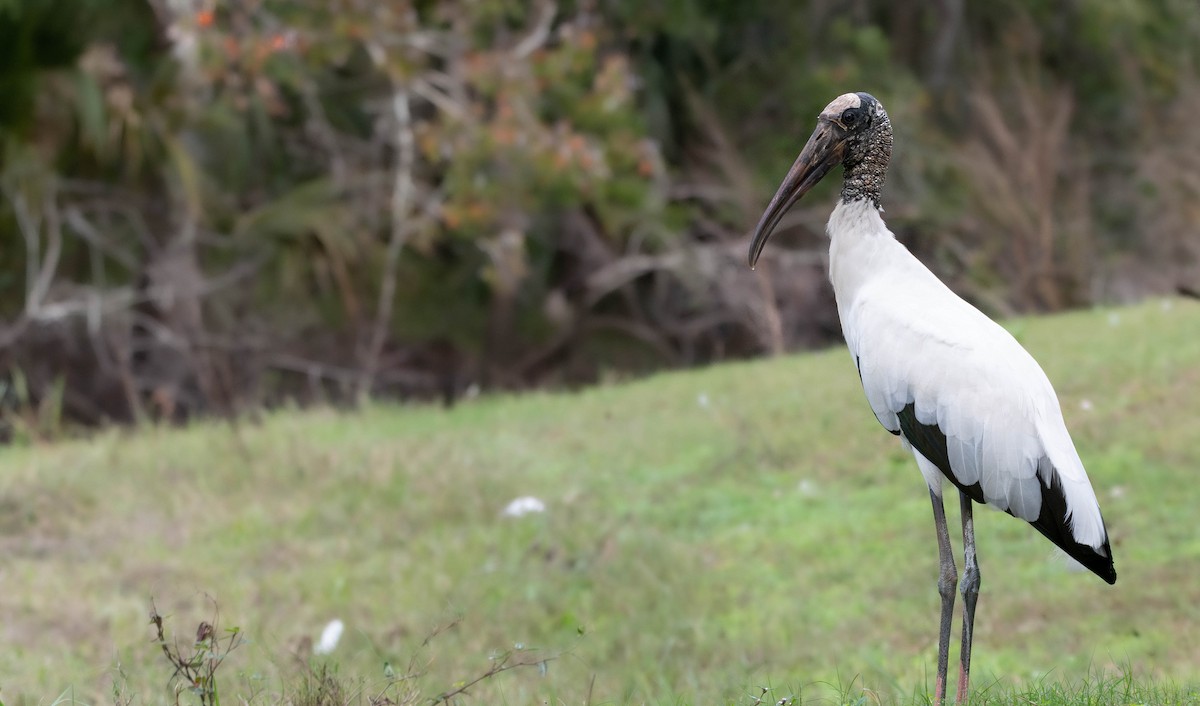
[748,92,893,267]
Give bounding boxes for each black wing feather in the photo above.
[896,403,1116,585]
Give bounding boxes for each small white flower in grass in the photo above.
[797,479,819,497]
[1079,398,1094,411]
[1107,312,1121,327]
[697,392,710,409]
[1161,298,1174,311]
[314,619,344,655]
[502,496,546,517]
[1109,485,1127,499]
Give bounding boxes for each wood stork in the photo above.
[748,92,1116,705]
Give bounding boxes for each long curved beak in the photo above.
[748,120,847,268]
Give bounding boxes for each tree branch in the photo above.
[512,1,557,59]
[357,82,416,401]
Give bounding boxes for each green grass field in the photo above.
[2,299,1199,705]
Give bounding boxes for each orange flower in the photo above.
[197,9,214,28]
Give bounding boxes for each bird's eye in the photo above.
[841,109,859,127]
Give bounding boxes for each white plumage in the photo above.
[829,199,1108,547]
[748,92,1115,705]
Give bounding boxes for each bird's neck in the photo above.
[839,117,893,208]
[827,198,891,243]
[826,198,899,323]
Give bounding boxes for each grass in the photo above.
[1,298,1199,705]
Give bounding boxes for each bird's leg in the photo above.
[956,491,981,705]
[929,488,957,706]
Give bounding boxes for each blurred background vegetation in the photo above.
[2,0,1198,434]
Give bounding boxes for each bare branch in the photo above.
[11,188,63,318]
[300,78,349,187]
[583,242,823,306]
[18,254,262,327]
[357,80,416,401]
[429,649,554,705]
[410,76,467,120]
[512,2,557,59]
[271,353,438,390]
[65,205,139,270]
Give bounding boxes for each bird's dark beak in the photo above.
[748,120,847,268]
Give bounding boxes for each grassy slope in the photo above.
[1,299,1199,705]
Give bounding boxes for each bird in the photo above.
[747,92,1116,705]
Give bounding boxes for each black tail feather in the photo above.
[897,404,1116,585]
[1028,470,1116,584]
